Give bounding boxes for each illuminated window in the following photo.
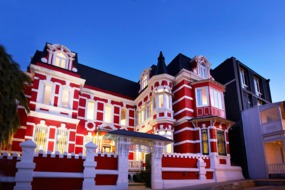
[210,88,224,109]
[217,130,226,156]
[201,129,209,155]
[158,94,164,108]
[61,88,70,108]
[84,132,94,154]
[120,108,127,126]
[158,130,173,153]
[199,63,207,78]
[56,125,69,154]
[104,105,112,123]
[54,52,68,69]
[43,83,52,105]
[34,121,48,152]
[196,87,209,107]
[86,101,95,120]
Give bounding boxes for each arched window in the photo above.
[34,120,49,152]
[54,52,68,69]
[56,124,69,154]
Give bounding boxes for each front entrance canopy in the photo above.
[103,129,173,149]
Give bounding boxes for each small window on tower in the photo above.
[199,63,207,78]
[141,75,148,90]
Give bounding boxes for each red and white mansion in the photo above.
[2,43,246,186]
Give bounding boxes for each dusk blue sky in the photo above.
[1,0,285,102]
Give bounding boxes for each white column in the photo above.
[197,158,207,180]
[117,136,131,190]
[151,141,164,189]
[14,140,37,190]
[82,142,97,190]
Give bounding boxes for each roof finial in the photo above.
[155,51,168,75]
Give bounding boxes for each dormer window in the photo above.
[142,75,148,89]
[54,52,68,69]
[140,68,151,91]
[199,63,207,78]
[46,44,76,71]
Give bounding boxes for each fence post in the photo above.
[14,140,37,190]
[117,136,131,190]
[82,142,97,190]
[151,141,164,189]
[197,158,207,180]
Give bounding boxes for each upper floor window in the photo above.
[54,52,68,69]
[156,88,172,109]
[239,67,249,89]
[210,88,224,109]
[120,108,127,126]
[217,130,226,156]
[139,68,151,91]
[196,87,209,107]
[201,129,209,155]
[86,101,95,120]
[141,75,148,90]
[104,105,113,123]
[61,87,72,108]
[199,63,207,78]
[254,76,262,97]
[43,82,53,105]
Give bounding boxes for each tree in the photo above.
[0,45,31,148]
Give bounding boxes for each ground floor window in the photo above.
[34,122,49,152]
[217,130,226,155]
[56,126,69,154]
[201,129,209,155]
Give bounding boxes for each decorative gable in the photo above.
[44,43,77,72]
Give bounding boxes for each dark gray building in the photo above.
[211,57,272,178]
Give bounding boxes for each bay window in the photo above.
[158,130,173,153]
[210,88,224,109]
[196,87,209,107]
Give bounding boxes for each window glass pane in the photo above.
[104,105,112,123]
[120,109,126,125]
[55,52,67,69]
[217,131,226,155]
[261,107,280,124]
[56,128,69,154]
[165,94,170,109]
[43,84,52,104]
[87,102,95,120]
[158,94,164,108]
[201,129,209,155]
[62,89,69,108]
[34,125,48,152]
[196,88,208,106]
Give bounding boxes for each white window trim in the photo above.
[210,88,224,110]
[195,87,209,107]
[199,63,207,78]
[86,100,96,121]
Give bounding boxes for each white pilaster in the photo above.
[117,136,131,190]
[197,158,206,180]
[14,140,37,190]
[151,141,164,189]
[82,142,97,190]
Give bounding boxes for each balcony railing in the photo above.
[128,160,143,171]
[268,164,285,174]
